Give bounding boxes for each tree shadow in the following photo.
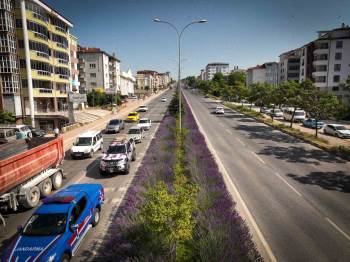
[258,145,346,165]
[238,118,256,123]
[235,124,300,144]
[287,171,350,193]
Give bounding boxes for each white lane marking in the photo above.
[104,187,117,193]
[251,152,266,164]
[325,217,350,241]
[236,137,245,146]
[274,172,302,197]
[183,92,277,262]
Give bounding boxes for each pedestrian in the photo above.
[54,126,59,138]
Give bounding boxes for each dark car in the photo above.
[29,126,46,137]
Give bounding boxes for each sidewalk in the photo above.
[62,90,168,150]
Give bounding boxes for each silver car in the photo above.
[106,119,124,133]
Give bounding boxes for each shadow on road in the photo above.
[258,145,346,165]
[287,171,350,193]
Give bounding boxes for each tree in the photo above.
[186,76,196,88]
[212,72,225,86]
[302,82,344,137]
[0,111,15,124]
[227,71,246,86]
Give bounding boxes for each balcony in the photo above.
[312,71,327,77]
[313,48,328,55]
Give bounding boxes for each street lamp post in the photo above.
[153,18,206,130]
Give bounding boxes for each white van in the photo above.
[70,130,103,158]
[283,109,306,122]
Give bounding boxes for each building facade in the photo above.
[0,0,73,130]
[279,49,301,83]
[135,70,170,93]
[77,46,121,93]
[69,33,79,93]
[120,68,135,96]
[205,63,229,80]
[246,62,278,86]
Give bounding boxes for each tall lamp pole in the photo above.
[153,18,206,130]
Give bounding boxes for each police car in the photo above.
[3,184,104,262]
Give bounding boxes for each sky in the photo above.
[43,0,350,78]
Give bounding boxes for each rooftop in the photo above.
[78,46,121,62]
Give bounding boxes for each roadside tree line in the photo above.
[187,72,350,137]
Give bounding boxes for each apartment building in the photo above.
[246,62,278,86]
[200,69,205,80]
[279,49,301,83]
[205,62,229,80]
[69,33,79,93]
[0,0,73,129]
[120,68,135,96]
[77,46,121,93]
[135,70,170,93]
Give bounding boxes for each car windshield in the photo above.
[295,112,305,116]
[107,145,126,154]
[335,126,347,130]
[109,120,120,125]
[139,119,149,124]
[128,129,140,134]
[129,113,137,116]
[23,213,67,236]
[75,137,92,146]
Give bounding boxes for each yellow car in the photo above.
[126,112,140,122]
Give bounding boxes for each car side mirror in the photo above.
[17,225,23,233]
[70,224,79,232]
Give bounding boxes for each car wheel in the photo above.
[39,178,52,197]
[52,171,63,190]
[125,161,130,174]
[132,151,136,161]
[92,208,101,227]
[335,133,340,138]
[61,253,70,262]
[99,143,103,150]
[89,150,94,158]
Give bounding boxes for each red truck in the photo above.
[0,137,65,226]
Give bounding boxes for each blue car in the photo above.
[302,118,324,129]
[3,184,104,262]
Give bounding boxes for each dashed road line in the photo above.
[251,152,266,164]
[236,137,245,146]
[274,172,302,196]
[325,217,350,241]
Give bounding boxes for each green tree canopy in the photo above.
[227,71,246,86]
[0,111,16,124]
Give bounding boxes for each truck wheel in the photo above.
[92,208,100,227]
[21,186,40,209]
[52,171,63,190]
[39,178,52,197]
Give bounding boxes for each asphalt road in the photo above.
[184,89,350,262]
[0,89,173,260]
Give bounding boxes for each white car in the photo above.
[160,98,167,102]
[137,118,152,131]
[215,106,225,114]
[70,130,103,158]
[137,105,148,112]
[127,126,145,143]
[323,124,350,138]
[284,109,306,122]
[270,109,284,118]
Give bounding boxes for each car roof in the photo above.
[139,118,150,121]
[327,124,344,127]
[130,125,141,130]
[78,130,100,137]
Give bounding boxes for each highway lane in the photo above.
[184,89,350,262]
[0,90,173,259]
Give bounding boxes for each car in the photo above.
[28,126,46,137]
[302,118,324,129]
[270,109,284,118]
[105,119,124,133]
[0,128,17,144]
[284,109,306,122]
[127,126,145,143]
[137,105,148,112]
[260,107,271,114]
[70,130,103,158]
[130,95,138,99]
[3,184,104,262]
[137,118,152,131]
[323,124,350,138]
[99,136,136,175]
[126,112,140,122]
[160,98,167,102]
[1,125,32,140]
[214,106,225,114]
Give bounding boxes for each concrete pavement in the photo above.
[184,89,350,262]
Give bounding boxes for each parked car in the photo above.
[127,126,145,143]
[70,130,103,158]
[260,107,271,114]
[214,106,225,114]
[160,97,167,102]
[269,109,284,118]
[28,126,46,137]
[105,119,124,133]
[302,118,324,129]
[137,118,152,131]
[137,105,148,112]
[284,109,306,122]
[99,136,136,175]
[131,95,138,99]
[323,124,350,138]
[0,128,17,144]
[126,112,140,122]
[3,184,104,261]
[14,125,32,139]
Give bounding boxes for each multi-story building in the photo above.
[77,46,121,93]
[0,0,73,130]
[279,49,301,83]
[135,70,170,93]
[246,62,278,86]
[69,33,79,93]
[199,69,206,80]
[205,62,229,80]
[120,68,135,96]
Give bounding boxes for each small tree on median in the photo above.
[0,111,16,124]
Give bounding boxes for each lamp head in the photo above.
[153,18,161,22]
[197,19,207,23]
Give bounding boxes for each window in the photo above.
[332,86,339,91]
[336,41,343,48]
[334,64,341,71]
[335,53,342,60]
[91,82,97,87]
[51,33,68,48]
[89,63,96,69]
[27,21,49,39]
[90,73,96,78]
[333,75,340,83]
[0,34,16,53]
[315,76,326,83]
[0,11,15,32]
